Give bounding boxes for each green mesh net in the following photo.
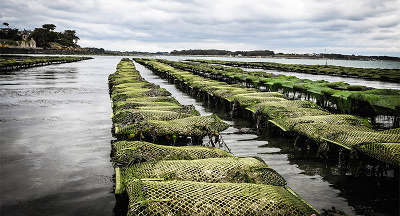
[212,87,255,100]
[273,114,400,147]
[230,92,285,107]
[357,142,400,167]
[126,179,317,216]
[112,141,233,165]
[250,100,330,118]
[134,58,400,167]
[115,114,230,141]
[121,157,286,187]
[111,59,318,215]
[110,59,228,144]
[113,110,194,126]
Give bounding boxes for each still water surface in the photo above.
[0,56,398,216]
[0,57,117,216]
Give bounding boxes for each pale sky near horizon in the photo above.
[1,0,400,56]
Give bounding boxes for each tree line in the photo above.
[170,49,274,56]
[1,23,79,48]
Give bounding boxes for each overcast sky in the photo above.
[1,0,399,56]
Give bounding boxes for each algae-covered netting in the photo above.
[110,59,222,143]
[121,157,286,186]
[115,114,230,141]
[168,59,400,116]
[357,142,400,167]
[273,114,400,147]
[112,141,233,165]
[126,179,317,216]
[231,92,285,106]
[246,97,329,118]
[135,58,400,167]
[355,128,400,166]
[273,114,400,165]
[113,109,194,126]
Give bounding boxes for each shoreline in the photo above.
[1,47,399,62]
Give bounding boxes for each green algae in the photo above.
[135,58,400,167]
[0,55,92,71]
[189,59,400,83]
[110,58,319,215]
[163,59,400,116]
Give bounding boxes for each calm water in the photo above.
[0,56,118,216]
[0,56,398,216]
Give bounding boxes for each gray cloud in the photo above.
[1,0,399,56]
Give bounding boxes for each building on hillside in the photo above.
[18,34,36,48]
[0,28,36,48]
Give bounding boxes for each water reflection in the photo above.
[0,57,119,216]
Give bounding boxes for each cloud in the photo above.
[1,0,399,56]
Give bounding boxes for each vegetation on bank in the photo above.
[158,59,400,118]
[0,23,79,49]
[274,53,400,61]
[0,55,92,71]
[134,58,400,167]
[189,59,400,83]
[170,49,274,56]
[170,49,400,61]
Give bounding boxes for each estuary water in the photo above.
[0,57,118,216]
[0,55,398,216]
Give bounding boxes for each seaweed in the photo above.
[0,55,92,72]
[135,58,400,167]
[189,59,400,83]
[163,59,400,116]
[109,58,318,215]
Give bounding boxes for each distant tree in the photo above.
[170,49,274,56]
[30,24,60,48]
[2,23,80,49]
[64,30,79,41]
[0,27,21,41]
[57,30,79,47]
[30,28,49,47]
[3,22,9,28]
[42,24,56,31]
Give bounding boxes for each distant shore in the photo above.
[1,47,399,62]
